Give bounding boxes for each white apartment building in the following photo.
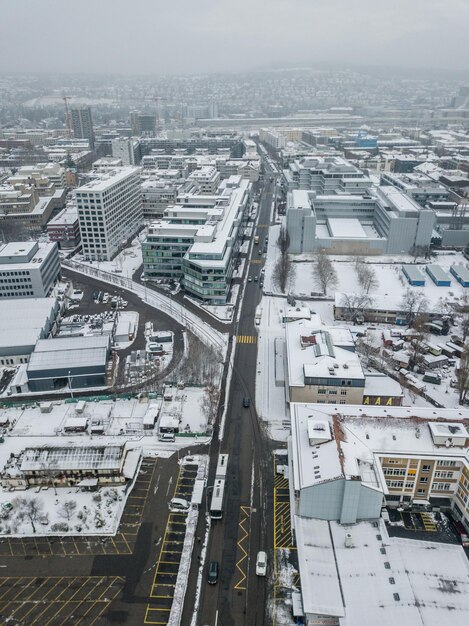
[76,167,142,261]
[0,241,61,299]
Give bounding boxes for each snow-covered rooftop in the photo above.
[290,403,469,494]
[327,217,367,238]
[285,320,363,388]
[296,516,469,626]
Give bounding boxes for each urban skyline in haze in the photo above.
[1,0,469,75]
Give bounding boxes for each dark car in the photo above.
[207,560,219,584]
[243,397,251,408]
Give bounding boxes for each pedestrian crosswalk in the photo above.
[236,335,257,344]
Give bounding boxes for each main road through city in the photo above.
[196,161,277,626]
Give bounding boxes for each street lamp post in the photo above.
[68,370,74,400]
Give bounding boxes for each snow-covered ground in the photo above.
[74,229,145,278]
[289,251,469,310]
[62,258,228,356]
[0,483,130,537]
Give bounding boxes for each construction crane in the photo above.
[62,95,72,138]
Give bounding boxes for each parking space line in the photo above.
[0,577,27,601]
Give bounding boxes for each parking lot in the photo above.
[144,463,198,625]
[0,575,124,625]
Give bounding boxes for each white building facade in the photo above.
[76,167,143,261]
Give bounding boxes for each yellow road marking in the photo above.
[234,506,250,590]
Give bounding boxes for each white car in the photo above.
[256,551,267,576]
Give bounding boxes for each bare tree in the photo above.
[407,313,429,370]
[339,293,373,323]
[273,255,295,294]
[457,348,469,405]
[400,289,428,325]
[15,497,44,534]
[356,263,378,294]
[276,226,290,255]
[58,500,77,522]
[314,249,338,295]
[356,336,381,369]
[455,293,469,343]
[199,384,221,425]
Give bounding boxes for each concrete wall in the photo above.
[290,385,364,404]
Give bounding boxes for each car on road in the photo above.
[258,249,262,255]
[260,281,264,288]
[254,276,258,282]
[243,397,251,408]
[207,561,219,584]
[256,551,267,576]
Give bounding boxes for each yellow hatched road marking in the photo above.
[234,506,250,590]
[236,335,257,344]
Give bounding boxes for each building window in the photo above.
[422,465,431,472]
[419,477,428,483]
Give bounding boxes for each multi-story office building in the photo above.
[289,402,469,528]
[142,177,250,303]
[284,155,372,194]
[111,137,141,166]
[71,106,95,149]
[130,111,156,136]
[141,179,179,219]
[287,185,435,255]
[76,167,142,261]
[0,241,60,299]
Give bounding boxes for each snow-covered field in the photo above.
[0,483,129,537]
[289,251,469,310]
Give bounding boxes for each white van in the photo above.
[170,497,189,511]
[256,551,267,576]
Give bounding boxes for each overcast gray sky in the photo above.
[1,0,468,75]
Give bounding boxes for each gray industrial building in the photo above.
[0,297,60,366]
[286,186,435,255]
[26,335,110,392]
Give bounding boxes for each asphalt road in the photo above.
[196,166,277,626]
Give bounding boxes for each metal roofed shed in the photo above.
[402,265,425,286]
[26,335,110,392]
[451,264,469,287]
[425,264,451,286]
